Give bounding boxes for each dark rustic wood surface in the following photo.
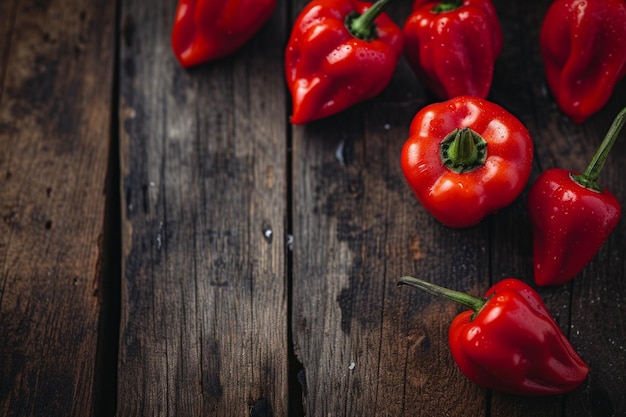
[0,0,115,416]
[1,0,625,416]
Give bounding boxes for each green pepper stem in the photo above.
[572,106,626,192]
[398,276,486,312]
[346,0,394,41]
[448,128,477,164]
[431,0,463,13]
[440,128,488,173]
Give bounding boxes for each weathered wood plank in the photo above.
[116,1,289,415]
[0,0,18,100]
[290,2,490,415]
[0,0,115,415]
[291,106,490,416]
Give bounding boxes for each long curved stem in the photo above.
[572,106,626,192]
[398,276,485,312]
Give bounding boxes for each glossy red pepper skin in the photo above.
[401,96,533,228]
[403,0,503,100]
[399,277,589,396]
[540,0,626,123]
[171,0,277,68]
[527,107,625,286]
[451,279,589,395]
[285,0,404,124]
[527,169,621,286]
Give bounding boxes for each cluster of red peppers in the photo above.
[169,0,626,124]
[401,96,621,387]
[285,0,504,124]
[399,96,623,395]
[169,0,625,123]
[388,0,623,397]
[169,0,626,399]
[398,99,624,396]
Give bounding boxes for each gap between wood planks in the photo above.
[92,0,121,415]
[284,21,306,412]
[285,1,307,414]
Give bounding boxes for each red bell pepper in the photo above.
[403,0,503,100]
[398,276,589,396]
[540,0,626,123]
[528,106,625,286]
[285,0,404,124]
[171,0,277,68]
[401,96,534,228]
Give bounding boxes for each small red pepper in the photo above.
[527,107,625,286]
[401,96,534,228]
[540,0,626,123]
[403,0,503,100]
[398,276,589,396]
[285,0,404,124]
[171,0,277,68]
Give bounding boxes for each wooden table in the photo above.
[1,0,625,416]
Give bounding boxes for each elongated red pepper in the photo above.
[398,276,589,396]
[401,96,533,228]
[171,0,277,68]
[540,0,626,123]
[403,0,503,100]
[528,107,625,286]
[285,0,404,124]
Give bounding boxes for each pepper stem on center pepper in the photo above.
[572,106,626,192]
[440,127,488,173]
[398,276,486,315]
[345,0,394,41]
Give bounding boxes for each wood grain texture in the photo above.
[116,0,289,415]
[0,0,19,101]
[289,2,489,415]
[0,0,114,415]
